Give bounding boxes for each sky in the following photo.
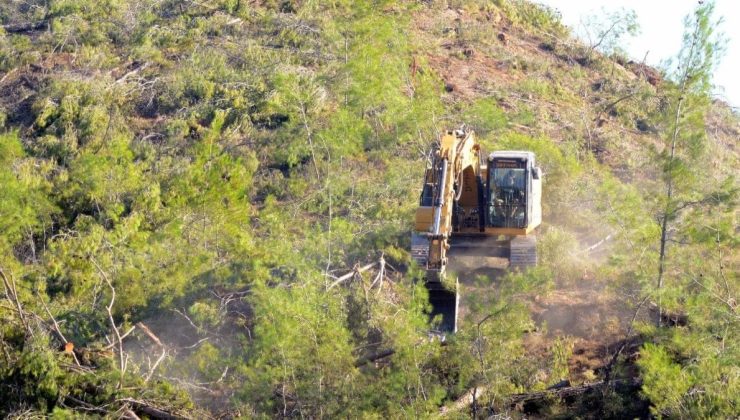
[535,0,739,107]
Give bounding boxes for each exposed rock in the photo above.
[627,61,663,86]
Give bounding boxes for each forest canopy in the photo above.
[0,0,737,418]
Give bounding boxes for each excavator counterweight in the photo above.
[412,129,542,333]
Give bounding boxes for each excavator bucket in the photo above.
[412,233,459,333]
[426,280,459,333]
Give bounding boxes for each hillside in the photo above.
[1,0,737,418]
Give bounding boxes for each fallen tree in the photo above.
[442,378,643,416]
[119,398,189,420]
[2,21,49,34]
[509,378,642,406]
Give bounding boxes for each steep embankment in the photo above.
[0,1,737,418]
[410,4,737,388]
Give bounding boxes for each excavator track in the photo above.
[510,236,538,269]
[448,235,538,271]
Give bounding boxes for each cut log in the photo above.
[509,378,642,405]
[2,21,49,34]
[441,386,486,414]
[354,348,395,367]
[119,398,186,420]
[442,378,642,415]
[63,395,107,414]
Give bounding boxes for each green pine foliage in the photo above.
[0,0,737,417]
[633,2,739,417]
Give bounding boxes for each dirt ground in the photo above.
[448,245,635,384]
[526,280,632,382]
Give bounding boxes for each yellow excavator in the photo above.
[411,128,542,332]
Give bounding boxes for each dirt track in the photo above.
[448,245,636,383]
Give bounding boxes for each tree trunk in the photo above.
[656,12,702,326]
[2,21,49,34]
[509,378,642,405]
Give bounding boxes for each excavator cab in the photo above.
[487,152,541,231]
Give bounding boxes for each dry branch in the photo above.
[578,234,613,254]
[172,308,201,332]
[442,386,486,415]
[36,292,68,343]
[63,395,108,414]
[36,291,83,366]
[114,62,151,84]
[604,295,649,383]
[102,326,136,351]
[327,262,376,290]
[120,409,142,420]
[327,255,396,291]
[0,267,30,334]
[443,379,642,414]
[145,347,167,383]
[137,322,163,346]
[137,322,167,382]
[91,258,126,386]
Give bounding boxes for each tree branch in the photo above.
[0,267,30,335]
[118,398,186,420]
[690,277,737,317]
[101,326,136,351]
[327,262,376,290]
[136,322,167,382]
[91,258,126,387]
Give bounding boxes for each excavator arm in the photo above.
[413,129,482,277]
[412,129,483,333]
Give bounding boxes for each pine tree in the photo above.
[653,0,725,326]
